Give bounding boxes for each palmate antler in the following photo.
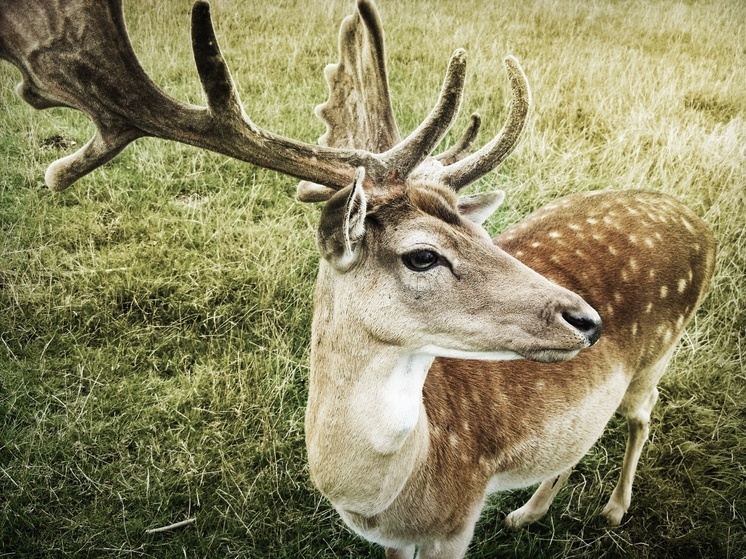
[0,0,529,197]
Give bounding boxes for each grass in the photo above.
[1,0,744,557]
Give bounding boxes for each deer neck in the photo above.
[305,266,432,517]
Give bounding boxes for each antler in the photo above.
[300,0,530,198]
[437,56,531,190]
[1,0,528,195]
[297,0,469,202]
[0,0,386,191]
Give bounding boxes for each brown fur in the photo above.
[307,188,715,558]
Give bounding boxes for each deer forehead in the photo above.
[370,184,487,247]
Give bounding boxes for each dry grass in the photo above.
[1,0,744,557]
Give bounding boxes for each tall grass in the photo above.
[1,0,744,557]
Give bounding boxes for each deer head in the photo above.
[304,1,601,362]
[0,0,601,360]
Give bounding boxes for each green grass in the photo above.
[1,0,744,557]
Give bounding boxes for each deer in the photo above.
[1,1,716,557]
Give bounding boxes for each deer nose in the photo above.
[561,309,602,346]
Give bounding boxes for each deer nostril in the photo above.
[562,310,602,346]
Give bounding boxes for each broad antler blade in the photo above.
[315,0,400,153]
[438,56,531,190]
[301,1,469,200]
[1,0,149,190]
[298,0,401,203]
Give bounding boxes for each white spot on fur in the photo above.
[549,231,561,238]
[644,237,655,248]
[663,328,672,343]
[678,278,687,293]
[660,285,668,298]
[645,302,653,313]
[631,323,638,336]
[587,218,598,225]
[648,212,665,223]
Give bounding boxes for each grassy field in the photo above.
[1,0,744,557]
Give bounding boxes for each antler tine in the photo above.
[191,1,243,120]
[435,113,482,166]
[381,49,467,180]
[438,56,530,191]
[45,127,144,192]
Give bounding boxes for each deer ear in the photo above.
[317,168,368,271]
[457,191,505,225]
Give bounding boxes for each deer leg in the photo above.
[602,386,659,525]
[414,502,483,559]
[416,532,473,559]
[386,545,415,559]
[504,468,573,529]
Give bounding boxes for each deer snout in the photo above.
[561,308,602,346]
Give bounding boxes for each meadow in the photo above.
[1,0,744,557]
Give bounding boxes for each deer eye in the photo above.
[402,250,439,271]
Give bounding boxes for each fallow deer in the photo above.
[0,1,716,558]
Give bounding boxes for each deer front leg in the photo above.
[386,546,415,559]
[416,531,474,559]
[602,386,659,525]
[504,468,573,529]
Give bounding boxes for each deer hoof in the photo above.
[601,500,626,526]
